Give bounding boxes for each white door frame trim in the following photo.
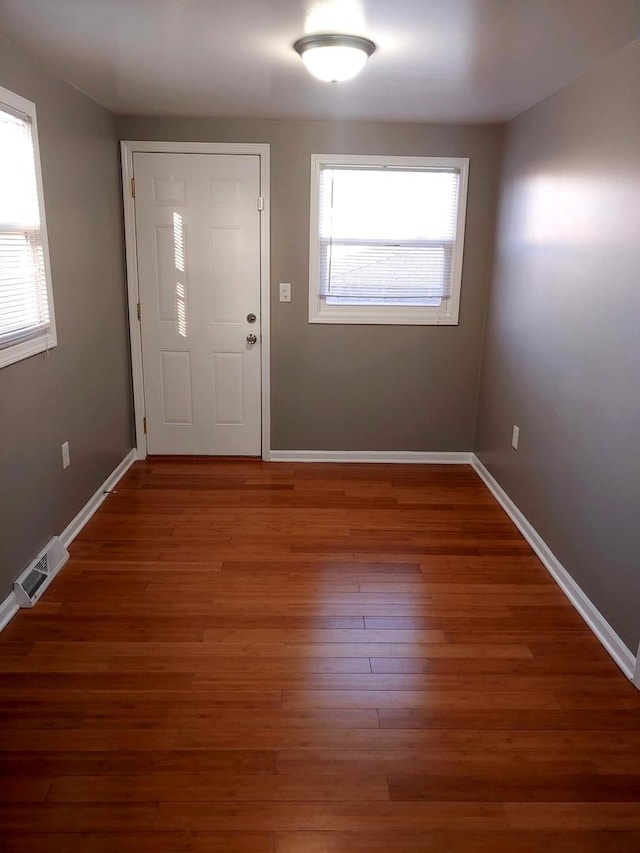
[120,140,271,460]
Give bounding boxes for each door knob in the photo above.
[246,334,258,345]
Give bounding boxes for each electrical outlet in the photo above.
[279,282,292,303]
[61,441,70,469]
[511,425,520,450]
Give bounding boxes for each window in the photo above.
[308,154,469,325]
[0,85,56,369]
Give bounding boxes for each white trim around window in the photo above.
[308,154,469,325]
[0,85,57,369]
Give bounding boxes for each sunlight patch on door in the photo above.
[173,211,188,338]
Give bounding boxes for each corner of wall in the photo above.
[471,121,508,453]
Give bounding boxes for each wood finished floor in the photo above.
[1,458,640,852]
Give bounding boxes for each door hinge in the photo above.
[257,196,264,211]
[130,178,136,198]
[143,417,147,434]
[136,302,141,321]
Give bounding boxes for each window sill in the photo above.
[308,303,460,326]
[0,332,57,369]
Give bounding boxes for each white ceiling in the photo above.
[1,0,640,122]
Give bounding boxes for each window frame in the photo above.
[308,153,469,325]
[0,84,57,369]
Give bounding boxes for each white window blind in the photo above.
[0,103,51,351]
[318,165,461,306]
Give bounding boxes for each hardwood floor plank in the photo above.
[504,803,640,830]
[191,672,628,692]
[1,832,274,853]
[282,689,561,710]
[200,627,446,644]
[274,830,640,853]
[368,644,534,660]
[595,757,640,775]
[47,771,389,803]
[369,656,615,675]
[378,708,640,730]
[0,777,53,803]
[0,729,180,751]
[108,655,373,674]
[388,764,640,802]
[555,689,640,710]
[0,804,157,833]
[0,708,379,731]
[154,801,508,832]
[1,749,277,776]
[175,726,640,754]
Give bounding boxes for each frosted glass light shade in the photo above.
[294,34,375,82]
[301,45,367,82]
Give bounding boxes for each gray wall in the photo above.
[475,40,640,653]
[0,37,133,598]
[118,116,503,451]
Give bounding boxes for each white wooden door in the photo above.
[133,152,262,455]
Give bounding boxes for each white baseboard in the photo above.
[269,450,473,464]
[0,592,19,632]
[472,454,637,682]
[60,449,138,547]
[0,448,137,634]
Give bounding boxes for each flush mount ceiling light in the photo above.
[293,34,376,82]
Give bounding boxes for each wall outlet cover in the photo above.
[511,425,520,450]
